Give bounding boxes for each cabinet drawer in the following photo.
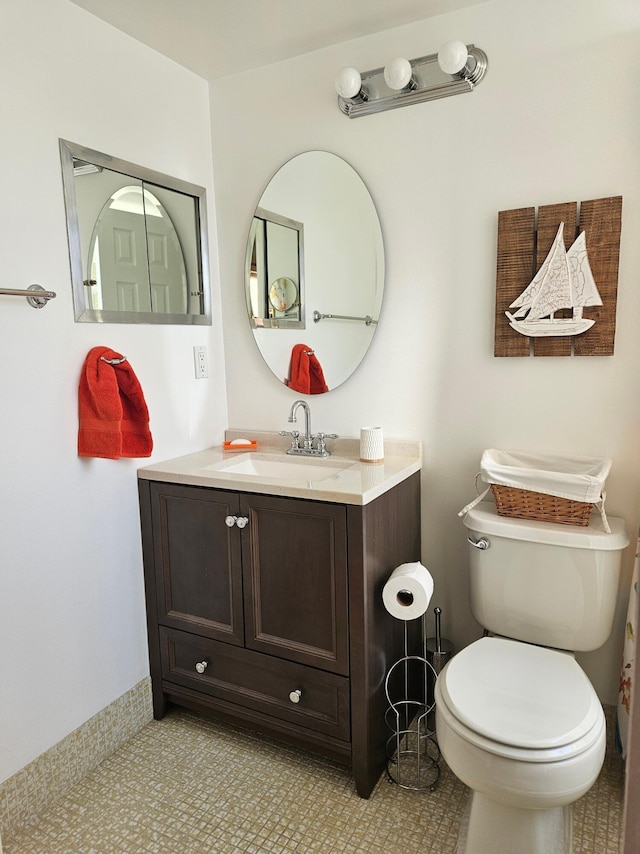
[160,627,350,741]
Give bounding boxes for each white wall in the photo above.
[211,0,640,704]
[0,0,226,783]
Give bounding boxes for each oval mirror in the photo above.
[245,152,384,393]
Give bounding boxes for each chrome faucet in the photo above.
[280,399,338,457]
[289,399,313,450]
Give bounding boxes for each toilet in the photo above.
[435,503,628,854]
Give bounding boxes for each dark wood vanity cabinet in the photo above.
[138,472,420,798]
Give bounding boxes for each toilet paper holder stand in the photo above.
[384,609,443,792]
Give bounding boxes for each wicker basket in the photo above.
[490,484,594,526]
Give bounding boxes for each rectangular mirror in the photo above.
[59,139,212,324]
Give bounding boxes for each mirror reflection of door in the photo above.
[88,186,187,314]
[247,207,304,329]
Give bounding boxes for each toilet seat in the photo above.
[438,637,603,761]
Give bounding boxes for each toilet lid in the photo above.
[439,637,602,749]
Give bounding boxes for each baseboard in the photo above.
[0,677,152,843]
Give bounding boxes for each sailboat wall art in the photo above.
[506,223,601,337]
[494,197,622,358]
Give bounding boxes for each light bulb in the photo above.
[438,40,470,75]
[335,67,363,99]
[384,57,414,91]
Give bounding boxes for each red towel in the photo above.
[286,343,329,395]
[78,346,153,459]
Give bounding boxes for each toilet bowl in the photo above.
[435,637,606,854]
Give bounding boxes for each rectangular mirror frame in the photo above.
[59,139,212,325]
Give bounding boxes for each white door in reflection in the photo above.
[89,186,187,314]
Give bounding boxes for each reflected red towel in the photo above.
[78,346,153,459]
[286,343,328,395]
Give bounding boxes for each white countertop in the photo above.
[138,430,422,506]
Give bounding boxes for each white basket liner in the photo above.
[458,449,611,532]
[480,449,611,502]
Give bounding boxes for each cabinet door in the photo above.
[240,494,349,675]
[150,483,244,645]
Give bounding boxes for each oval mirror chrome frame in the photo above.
[59,139,212,325]
[245,151,384,393]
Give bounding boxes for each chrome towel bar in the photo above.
[313,310,378,326]
[0,284,56,309]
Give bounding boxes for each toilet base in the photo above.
[458,792,572,854]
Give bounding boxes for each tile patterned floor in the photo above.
[3,707,624,853]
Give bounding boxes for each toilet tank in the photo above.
[462,504,628,651]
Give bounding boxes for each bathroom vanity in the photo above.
[137,432,421,798]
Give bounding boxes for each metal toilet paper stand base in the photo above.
[384,613,441,792]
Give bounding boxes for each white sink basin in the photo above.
[207,453,352,482]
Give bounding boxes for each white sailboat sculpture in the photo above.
[505,222,602,337]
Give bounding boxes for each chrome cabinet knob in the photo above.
[195,661,208,674]
[289,689,302,704]
[225,515,249,529]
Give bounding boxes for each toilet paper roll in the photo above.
[360,426,384,463]
[382,561,434,621]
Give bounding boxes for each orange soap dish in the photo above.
[223,439,258,452]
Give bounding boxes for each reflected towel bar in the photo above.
[0,284,57,309]
[313,310,378,326]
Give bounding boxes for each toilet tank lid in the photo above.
[463,503,628,550]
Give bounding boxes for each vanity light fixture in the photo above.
[335,40,487,118]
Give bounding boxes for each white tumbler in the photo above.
[360,426,384,463]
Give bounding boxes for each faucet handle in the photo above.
[279,429,300,449]
[315,432,338,454]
